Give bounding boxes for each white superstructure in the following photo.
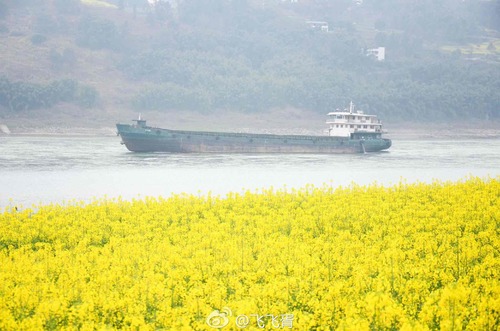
[326,102,383,138]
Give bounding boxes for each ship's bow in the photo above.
[383,138,392,150]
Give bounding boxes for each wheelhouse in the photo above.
[326,102,384,139]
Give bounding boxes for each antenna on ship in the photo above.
[349,101,354,114]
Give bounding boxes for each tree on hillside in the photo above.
[77,86,99,108]
[49,48,77,71]
[54,0,80,14]
[127,0,150,18]
[364,0,481,43]
[0,77,100,111]
[76,15,124,50]
[34,14,60,34]
[480,0,500,30]
[178,0,229,27]
[153,1,172,22]
[0,0,8,19]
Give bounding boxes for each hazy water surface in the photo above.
[0,135,498,209]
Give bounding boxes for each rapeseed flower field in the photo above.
[0,177,499,330]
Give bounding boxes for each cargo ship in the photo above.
[116,102,391,153]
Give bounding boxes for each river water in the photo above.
[0,135,498,209]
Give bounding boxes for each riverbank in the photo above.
[1,107,499,139]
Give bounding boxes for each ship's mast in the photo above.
[133,113,147,128]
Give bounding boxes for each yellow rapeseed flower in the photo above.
[0,177,498,330]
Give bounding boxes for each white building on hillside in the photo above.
[306,21,329,32]
[366,47,385,61]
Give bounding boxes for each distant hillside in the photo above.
[0,0,499,130]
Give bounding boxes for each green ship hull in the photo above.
[116,122,391,154]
